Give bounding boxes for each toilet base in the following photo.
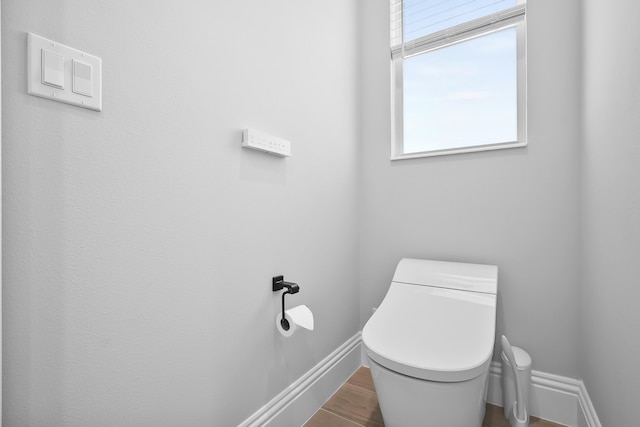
[368,356,489,427]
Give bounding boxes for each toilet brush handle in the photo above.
[501,336,527,423]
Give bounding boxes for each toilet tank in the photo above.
[392,259,498,294]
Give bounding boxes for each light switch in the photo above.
[41,49,65,89]
[73,60,93,97]
[28,33,103,111]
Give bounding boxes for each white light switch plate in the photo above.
[242,129,291,157]
[27,33,102,111]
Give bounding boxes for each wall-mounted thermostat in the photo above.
[27,33,102,111]
[242,129,291,157]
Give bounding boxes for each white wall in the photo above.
[359,0,583,378]
[0,2,3,422]
[2,1,360,425]
[581,0,640,425]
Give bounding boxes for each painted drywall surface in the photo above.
[581,0,640,424]
[0,3,3,423]
[2,1,360,425]
[359,0,582,377]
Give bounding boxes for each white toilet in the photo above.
[362,258,498,427]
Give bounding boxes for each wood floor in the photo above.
[304,367,566,427]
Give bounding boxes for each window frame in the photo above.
[390,1,528,160]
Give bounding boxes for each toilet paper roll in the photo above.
[276,304,314,337]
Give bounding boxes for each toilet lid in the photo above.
[362,282,496,382]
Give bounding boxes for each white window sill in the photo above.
[390,140,528,161]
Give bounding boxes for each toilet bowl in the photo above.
[362,258,498,427]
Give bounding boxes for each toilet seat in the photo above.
[362,281,496,382]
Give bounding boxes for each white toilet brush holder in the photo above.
[501,336,531,427]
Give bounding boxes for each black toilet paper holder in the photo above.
[273,275,299,331]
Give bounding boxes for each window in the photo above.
[391,0,527,159]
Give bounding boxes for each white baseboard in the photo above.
[239,332,362,427]
[240,334,601,427]
[487,362,602,427]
